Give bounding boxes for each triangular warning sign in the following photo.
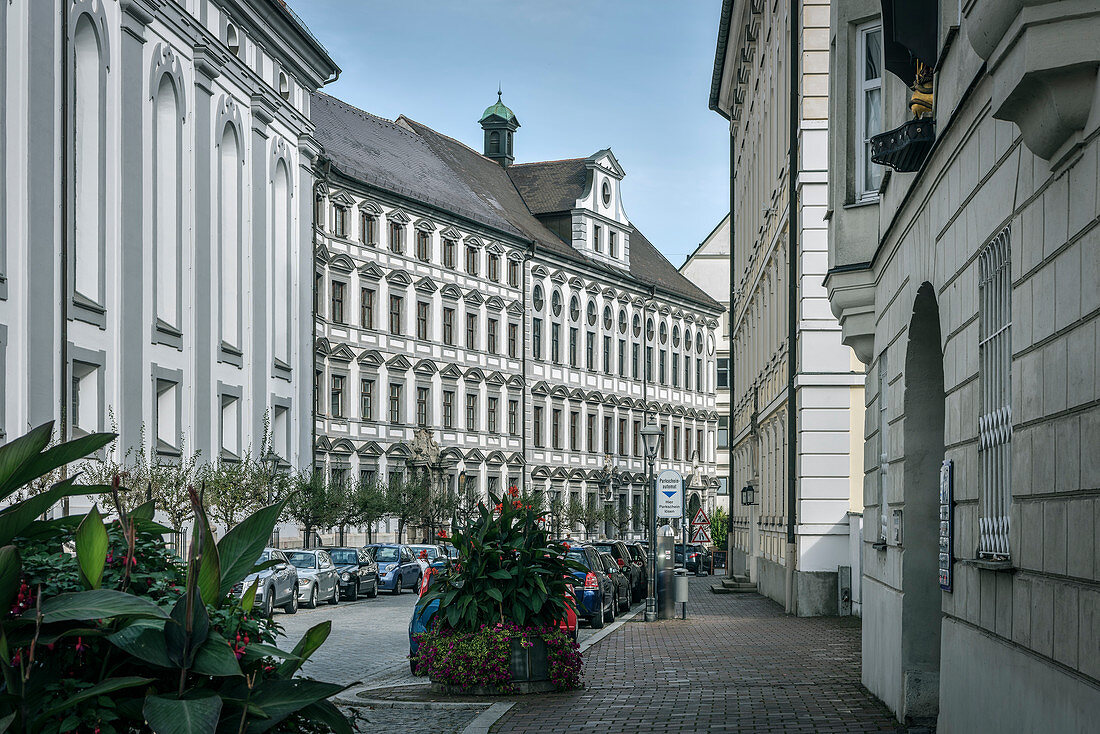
[691,507,710,526]
[690,525,712,544]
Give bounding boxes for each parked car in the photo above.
[598,551,632,614]
[373,544,422,594]
[234,548,298,617]
[559,541,615,629]
[674,543,711,575]
[407,544,446,573]
[286,549,340,608]
[591,539,645,603]
[324,546,378,600]
[408,556,578,675]
[625,542,649,594]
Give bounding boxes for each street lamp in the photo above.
[261,449,281,547]
[640,417,663,622]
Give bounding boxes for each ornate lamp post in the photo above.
[261,449,281,547]
[641,417,663,622]
[598,454,620,537]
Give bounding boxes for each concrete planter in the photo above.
[429,638,556,695]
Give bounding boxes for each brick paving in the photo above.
[493,576,903,733]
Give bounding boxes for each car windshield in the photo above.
[259,550,271,562]
[566,549,589,568]
[413,547,439,559]
[285,552,316,569]
[374,547,400,563]
[328,550,358,565]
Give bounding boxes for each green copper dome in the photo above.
[480,91,518,125]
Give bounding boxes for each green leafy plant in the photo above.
[0,423,352,733]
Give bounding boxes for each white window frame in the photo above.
[978,226,1012,560]
[855,21,883,202]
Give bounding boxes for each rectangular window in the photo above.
[645,347,653,380]
[633,420,641,458]
[533,318,543,360]
[618,419,627,457]
[361,212,377,245]
[154,379,179,452]
[416,301,430,340]
[534,405,544,447]
[618,339,626,376]
[508,400,519,436]
[314,273,323,316]
[220,394,239,457]
[466,314,478,349]
[487,318,499,354]
[586,332,595,370]
[443,390,455,428]
[416,230,431,261]
[443,307,455,345]
[978,228,1012,559]
[551,324,561,363]
[389,295,403,335]
[416,386,429,426]
[508,323,518,358]
[389,383,403,424]
[314,195,325,230]
[684,356,692,390]
[330,281,345,324]
[718,415,729,449]
[696,359,702,392]
[333,206,347,237]
[609,231,617,258]
[673,427,681,460]
[659,351,667,385]
[632,344,640,378]
[488,254,500,282]
[856,22,883,201]
[593,225,602,253]
[604,416,613,454]
[466,394,478,430]
[552,408,562,449]
[389,222,404,254]
[465,246,479,275]
[570,411,580,451]
[361,288,375,329]
[330,374,345,418]
[672,353,679,387]
[661,424,668,460]
[361,378,374,420]
[314,370,322,415]
[569,328,578,367]
[587,414,597,452]
[508,259,520,287]
[488,397,499,433]
[603,335,612,373]
[717,357,729,388]
[443,238,456,268]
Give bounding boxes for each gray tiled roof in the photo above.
[507,159,588,214]
[310,93,720,311]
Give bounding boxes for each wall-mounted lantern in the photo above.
[740,481,756,507]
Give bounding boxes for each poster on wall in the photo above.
[939,459,953,592]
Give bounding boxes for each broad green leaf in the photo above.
[19,514,83,540]
[242,642,299,663]
[217,497,290,597]
[299,700,353,734]
[0,477,104,546]
[34,676,152,722]
[75,504,108,589]
[276,620,330,678]
[245,679,348,733]
[130,499,156,521]
[241,579,259,613]
[143,693,223,734]
[0,711,15,733]
[0,426,116,500]
[485,587,503,603]
[488,569,511,580]
[164,588,209,668]
[107,619,172,667]
[192,512,220,608]
[192,631,242,677]
[0,545,21,613]
[39,589,169,623]
[0,422,52,499]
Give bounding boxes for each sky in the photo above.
[286,0,731,268]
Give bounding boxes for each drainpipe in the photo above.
[785,1,800,615]
[727,134,736,579]
[523,242,534,491]
[60,0,70,511]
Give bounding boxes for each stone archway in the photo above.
[900,282,945,725]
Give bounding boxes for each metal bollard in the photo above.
[674,568,689,619]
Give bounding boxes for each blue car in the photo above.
[562,543,615,629]
[371,544,421,595]
[408,557,450,674]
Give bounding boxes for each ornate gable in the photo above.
[531,465,551,479]
[386,270,412,286]
[314,243,331,263]
[463,289,485,306]
[440,226,461,240]
[550,270,567,284]
[358,262,384,281]
[358,199,383,215]
[329,344,355,363]
[386,442,411,457]
[329,254,355,273]
[532,381,550,396]
[329,190,354,207]
[414,218,437,232]
[485,450,506,466]
[439,364,463,381]
[506,300,524,316]
[486,296,506,312]
[507,452,525,466]
[440,284,462,301]
[415,276,438,294]
[585,282,601,294]
[464,367,484,383]
[485,371,506,386]
[357,441,383,457]
[330,438,355,454]
[387,208,412,225]
[550,385,569,399]
[414,359,437,376]
[464,448,485,464]
[507,374,524,388]
[531,264,549,278]
[386,354,412,372]
[358,349,384,368]
[315,337,331,356]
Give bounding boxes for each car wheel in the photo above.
[346,582,358,602]
[590,597,605,629]
[607,596,616,623]
[368,578,379,598]
[262,588,275,618]
[392,577,402,595]
[328,584,340,605]
[283,591,298,615]
[304,585,317,609]
[619,590,629,613]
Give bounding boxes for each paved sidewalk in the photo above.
[492,576,902,733]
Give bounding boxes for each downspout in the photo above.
[785,1,800,615]
[523,242,534,491]
[727,133,736,578]
[60,0,70,511]
[312,156,330,482]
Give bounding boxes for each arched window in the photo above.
[489,130,500,155]
[154,75,181,328]
[73,14,105,305]
[219,125,242,347]
[532,284,545,311]
[226,23,240,57]
[273,159,291,364]
[278,71,290,101]
[551,289,562,316]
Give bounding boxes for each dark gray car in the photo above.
[325,547,378,600]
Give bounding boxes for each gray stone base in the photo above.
[430,680,558,696]
[752,557,840,616]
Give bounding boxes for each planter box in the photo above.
[430,638,558,695]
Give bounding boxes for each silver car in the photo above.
[235,548,299,617]
[286,549,340,608]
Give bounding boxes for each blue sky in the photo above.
[287,0,730,267]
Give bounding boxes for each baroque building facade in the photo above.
[310,92,723,543]
[827,0,1100,728]
[710,0,867,616]
[0,1,336,497]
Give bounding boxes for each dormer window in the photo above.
[226,24,240,57]
[602,181,611,206]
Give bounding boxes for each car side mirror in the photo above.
[276,563,288,571]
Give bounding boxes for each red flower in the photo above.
[508,485,519,498]
[436,530,446,538]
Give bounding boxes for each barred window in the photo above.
[978,226,1012,559]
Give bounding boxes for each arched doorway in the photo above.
[900,282,945,725]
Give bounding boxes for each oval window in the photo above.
[697,332,704,353]
[633,314,642,338]
[659,322,668,344]
[570,296,580,322]
[603,306,613,330]
[532,284,545,311]
[646,318,655,341]
[587,300,597,326]
[684,327,692,351]
[602,181,611,206]
[672,325,681,347]
[552,290,563,316]
[619,309,628,334]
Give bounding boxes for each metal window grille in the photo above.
[978,226,1012,559]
